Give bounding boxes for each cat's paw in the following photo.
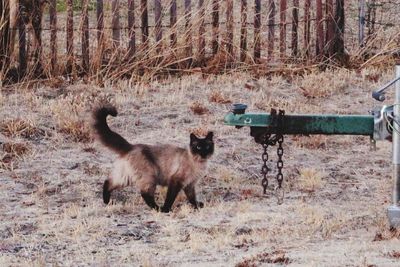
[160,206,171,213]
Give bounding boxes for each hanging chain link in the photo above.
[261,134,271,194]
[259,109,285,203]
[276,134,284,188]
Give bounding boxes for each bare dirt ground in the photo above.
[1,69,400,266]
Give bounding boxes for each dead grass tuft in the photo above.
[236,250,290,267]
[297,70,349,98]
[209,91,232,104]
[190,126,211,137]
[0,119,46,140]
[374,227,400,241]
[189,101,209,115]
[1,142,31,170]
[386,251,400,259]
[292,135,327,149]
[58,120,92,143]
[298,168,324,193]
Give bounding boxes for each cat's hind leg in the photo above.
[139,181,159,211]
[183,183,204,209]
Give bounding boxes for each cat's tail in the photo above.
[92,105,133,156]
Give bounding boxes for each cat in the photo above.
[92,105,214,213]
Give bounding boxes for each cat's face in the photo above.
[190,132,214,159]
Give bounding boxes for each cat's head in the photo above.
[190,132,214,160]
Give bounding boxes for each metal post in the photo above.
[388,65,400,228]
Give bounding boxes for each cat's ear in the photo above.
[190,133,198,143]
[206,131,214,140]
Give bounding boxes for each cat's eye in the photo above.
[196,145,201,150]
[206,145,210,149]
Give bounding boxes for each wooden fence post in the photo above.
[97,0,104,44]
[112,0,120,48]
[128,0,135,57]
[359,0,366,47]
[333,0,345,58]
[268,0,276,60]
[304,0,311,57]
[154,0,162,52]
[279,0,287,60]
[292,0,299,57]
[212,0,219,55]
[325,0,335,56]
[184,0,192,58]
[141,0,149,49]
[198,0,205,61]
[66,0,73,73]
[0,0,9,70]
[50,0,57,74]
[81,0,89,73]
[316,0,324,57]
[18,15,26,76]
[170,0,177,49]
[254,0,261,62]
[226,0,234,57]
[240,0,248,62]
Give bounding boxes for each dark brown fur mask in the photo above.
[190,132,214,159]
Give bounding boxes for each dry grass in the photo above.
[57,120,92,143]
[189,101,209,115]
[209,90,232,104]
[0,118,46,140]
[298,168,325,193]
[0,67,399,266]
[1,142,31,170]
[297,70,350,99]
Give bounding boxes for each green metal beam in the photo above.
[224,113,375,136]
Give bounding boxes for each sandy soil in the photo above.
[1,69,400,266]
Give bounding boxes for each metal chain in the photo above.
[261,134,271,194]
[276,134,284,188]
[259,109,285,203]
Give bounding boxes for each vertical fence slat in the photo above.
[170,0,177,48]
[268,0,276,60]
[333,0,345,58]
[184,0,192,58]
[212,0,219,55]
[240,0,248,62]
[18,15,26,76]
[291,0,299,57]
[154,0,162,51]
[97,0,104,44]
[128,0,135,57]
[359,0,365,47]
[326,0,335,56]
[226,0,234,57]
[304,0,311,57]
[112,0,120,47]
[254,0,261,62]
[316,0,324,56]
[198,0,205,61]
[66,0,74,73]
[50,0,57,74]
[0,0,9,70]
[81,0,89,73]
[279,0,287,60]
[141,0,149,49]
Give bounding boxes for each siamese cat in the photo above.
[92,105,214,213]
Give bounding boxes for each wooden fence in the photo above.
[0,0,347,81]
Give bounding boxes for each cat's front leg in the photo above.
[161,180,182,213]
[184,183,204,209]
